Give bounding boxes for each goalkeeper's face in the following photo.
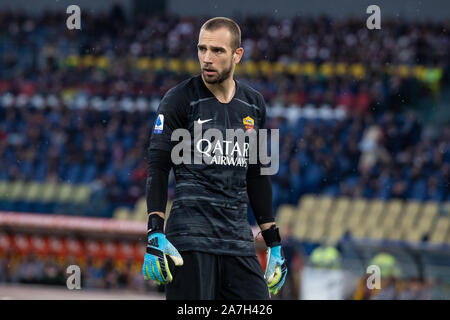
[197,27,243,84]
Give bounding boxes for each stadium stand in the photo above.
[282,196,450,245]
[0,8,449,298]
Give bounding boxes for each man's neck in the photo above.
[202,75,236,104]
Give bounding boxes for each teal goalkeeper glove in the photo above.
[142,215,183,285]
[262,225,288,295]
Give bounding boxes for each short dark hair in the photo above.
[200,17,241,51]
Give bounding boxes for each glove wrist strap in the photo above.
[148,214,165,235]
[261,225,281,248]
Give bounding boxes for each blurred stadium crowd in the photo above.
[0,252,150,291]
[0,7,449,298]
[274,112,450,207]
[0,10,448,215]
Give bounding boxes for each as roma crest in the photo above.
[243,116,254,131]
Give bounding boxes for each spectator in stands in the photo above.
[40,257,65,286]
[83,256,105,289]
[12,254,44,284]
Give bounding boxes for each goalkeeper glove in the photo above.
[262,225,287,295]
[142,214,183,285]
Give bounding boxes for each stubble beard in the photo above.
[203,60,234,84]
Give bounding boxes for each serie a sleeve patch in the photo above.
[154,114,164,134]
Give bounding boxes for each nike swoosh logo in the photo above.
[197,118,212,124]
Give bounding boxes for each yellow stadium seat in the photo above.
[346,199,367,230]
[23,182,43,202]
[352,198,368,214]
[404,229,423,243]
[81,55,95,67]
[413,65,425,80]
[430,230,447,244]
[351,225,368,239]
[41,181,59,203]
[317,195,334,213]
[434,217,449,232]
[366,226,385,240]
[382,199,403,229]
[319,62,334,77]
[330,209,347,224]
[273,62,285,74]
[334,197,351,212]
[326,225,346,243]
[335,63,347,76]
[307,223,326,242]
[8,180,26,201]
[136,57,151,70]
[167,59,181,73]
[0,181,10,200]
[234,64,243,76]
[383,223,401,241]
[403,201,421,224]
[57,183,74,203]
[397,65,411,78]
[303,62,316,76]
[293,222,308,240]
[293,203,311,240]
[294,211,311,236]
[350,63,365,79]
[113,207,131,220]
[296,205,312,223]
[64,55,79,68]
[153,58,165,71]
[96,56,110,69]
[347,210,364,230]
[72,185,91,204]
[185,59,199,74]
[298,194,317,211]
[276,205,295,233]
[366,210,383,229]
[422,202,439,219]
[132,197,147,221]
[417,217,435,234]
[133,210,147,222]
[415,202,439,235]
[329,197,351,226]
[369,199,385,213]
[312,209,329,226]
[366,200,385,228]
[243,61,258,76]
[347,220,364,236]
[287,62,302,75]
[259,61,272,76]
[385,227,403,241]
[429,217,449,244]
[387,199,403,213]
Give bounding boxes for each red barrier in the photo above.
[0,211,146,235]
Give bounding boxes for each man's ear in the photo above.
[234,47,244,64]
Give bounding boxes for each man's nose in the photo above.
[203,50,213,63]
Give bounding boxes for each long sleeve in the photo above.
[146,148,171,231]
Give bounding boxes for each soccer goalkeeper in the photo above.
[142,17,287,300]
